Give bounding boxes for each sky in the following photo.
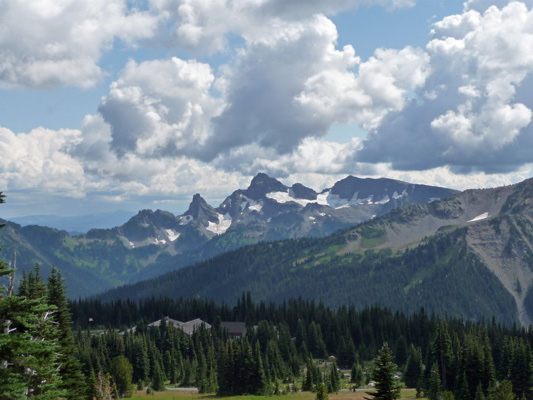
[1,0,533,219]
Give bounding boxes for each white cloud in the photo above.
[204,15,360,157]
[359,1,533,173]
[0,0,158,88]
[96,57,222,159]
[0,126,86,197]
[0,0,418,90]
[7,0,533,216]
[149,160,249,197]
[464,0,533,12]
[151,0,416,53]
[201,15,429,159]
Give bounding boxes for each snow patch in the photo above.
[165,229,180,242]
[129,241,135,248]
[267,189,394,209]
[179,215,193,225]
[308,216,316,221]
[206,213,232,235]
[317,192,348,208]
[266,191,313,207]
[374,195,390,205]
[249,203,262,212]
[153,238,167,245]
[392,190,407,200]
[468,212,489,222]
[240,195,263,213]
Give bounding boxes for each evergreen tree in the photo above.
[250,340,267,395]
[195,343,208,393]
[488,380,516,400]
[151,361,165,391]
[303,359,314,391]
[427,362,442,400]
[428,321,454,391]
[0,194,65,399]
[475,384,486,400]
[109,355,134,398]
[404,345,423,388]
[351,361,365,387]
[328,360,341,393]
[47,267,87,399]
[442,392,455,400]
[365,343,400,400]
[508,338,533,399]
[454,372,470,400]
[316,382,329,400]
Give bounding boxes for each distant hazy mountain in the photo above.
[0,173,456,297]
[8,210,135,234]
[100,178,533,326]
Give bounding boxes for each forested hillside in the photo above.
[101,177,533,326]
[99,226,517,325]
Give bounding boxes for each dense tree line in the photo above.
[70,293,533,399]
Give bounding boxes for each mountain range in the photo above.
[99,177,533,327]
[7,210,136,235]
[0,173,456,298]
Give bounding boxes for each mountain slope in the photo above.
[100,178,533,326]
[0,173,456,297]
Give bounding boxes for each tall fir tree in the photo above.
[427,362,442,400]
[47,267,88,399]
[404,344,423,388]
[0,194,65,399]
[428,320,455,392]
[365,343,400,400]
[328,360,341,393]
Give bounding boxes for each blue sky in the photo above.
[1,0,533,220]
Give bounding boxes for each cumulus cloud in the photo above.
[6,0,533,213]
[95,57,222,160]
[0,0,158,88]
[211,137,364,178]
[77,11,428,168]
[359,1,533,173]
[201,15,429,159]
[0,0,418,90]
[151,0,416,53]
[0,127,85,197]
[464,0,533,12]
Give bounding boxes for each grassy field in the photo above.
[130,389,425,400]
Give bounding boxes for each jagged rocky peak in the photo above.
[185,193,219,223]
[330,176,399,200]
[329,176,457,204]
[245,173,288,200]
[133,209,155,219]
[290,183,317,200]
[124,209,177,226]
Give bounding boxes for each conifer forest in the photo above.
[4,258,533,400]
[2,196,533,400]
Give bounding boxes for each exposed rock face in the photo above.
[0,173,457,298]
